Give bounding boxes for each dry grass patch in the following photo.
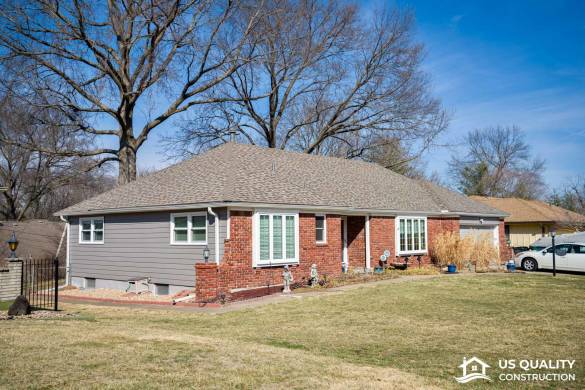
[1,274,584,389]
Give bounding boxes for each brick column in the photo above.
[194,263,219,302]
[499,220,512,262]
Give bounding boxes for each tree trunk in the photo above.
[118,143,137,185]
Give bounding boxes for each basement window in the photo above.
[85,278,96,289]
[155,284,169,296]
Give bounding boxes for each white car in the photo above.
[515,243,585,272]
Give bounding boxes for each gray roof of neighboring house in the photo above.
[57,143,506,217]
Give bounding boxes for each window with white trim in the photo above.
[170,212,207,245]
[397,217,427,254]
[79,217,104,244]
[315,214,326,243]
[253,211,299,266]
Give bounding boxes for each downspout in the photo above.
[207,207,220,265]
[365,215,371,270]
[59,215,71,285]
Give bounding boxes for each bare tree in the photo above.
[0,92,113,221]
[449,126,545,199]
[0,0,260,184]
[164,0,448,160]
[548,176,585,216]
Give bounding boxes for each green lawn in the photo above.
[0,300,12,311]
[1,274,584,389]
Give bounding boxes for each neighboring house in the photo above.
[0,220,65,259]
[56,143,508,300]
[470,196,585,248]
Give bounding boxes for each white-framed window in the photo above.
[315,214,327,243]
[170,212,208,245]
[79,217,104,244]
[396,216,427,255]
[252,210,299,266]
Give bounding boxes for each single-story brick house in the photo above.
[57,143,508,300]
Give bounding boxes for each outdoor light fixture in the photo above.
[203,246,210,264]
[551,227,557,277]
[7,231,18,259]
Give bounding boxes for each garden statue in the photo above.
[282,265,294,294]
[309,264,319,287]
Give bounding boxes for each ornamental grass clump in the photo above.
[431,232,474,270]
[431,231,499,271]
[472,233,500,270]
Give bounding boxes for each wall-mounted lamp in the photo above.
[203,246,210,264]
[7,231,18,259]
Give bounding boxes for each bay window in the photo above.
[171,212,207,245]
[79,217,104,244]
[397,217,427,255]
[253,211,299,266]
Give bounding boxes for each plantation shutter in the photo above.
[259,215,270,260]
[285,216,295,259]
[273,216,283,260]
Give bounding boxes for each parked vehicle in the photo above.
[514,243,585,272]
[512,246,529,255]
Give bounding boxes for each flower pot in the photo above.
[447,264,457,273]
[506,261,516,272]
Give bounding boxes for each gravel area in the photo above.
[60,288,175,302]
[0,311,78,320]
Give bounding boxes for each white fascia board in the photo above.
[56,201,507,219]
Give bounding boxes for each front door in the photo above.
[341,217,348,272]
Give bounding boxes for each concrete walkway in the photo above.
[60,272,503,314]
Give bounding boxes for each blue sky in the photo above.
[136,0,585,190]
[390,0,585,188]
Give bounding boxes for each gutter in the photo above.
[59,215,71,286]
[207,207,220,265]
[55,201,508,219]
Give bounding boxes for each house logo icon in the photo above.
[455,356,491,383]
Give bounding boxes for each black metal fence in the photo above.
[19,258,59,311]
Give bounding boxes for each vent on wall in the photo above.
[155,284,169,296]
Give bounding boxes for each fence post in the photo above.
[53,258,59,311]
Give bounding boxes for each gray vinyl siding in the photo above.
[68,208,227,287]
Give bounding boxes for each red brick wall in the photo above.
[347,216,366,269]
[499,220,512,262]
[195,211,343,301]
[370,216,394,268]
[194,263,219,301]
[195,213,510,301]
[423,217,461,265]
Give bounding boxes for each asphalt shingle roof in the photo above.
[470,196,585,224]
[57,143,505,216]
